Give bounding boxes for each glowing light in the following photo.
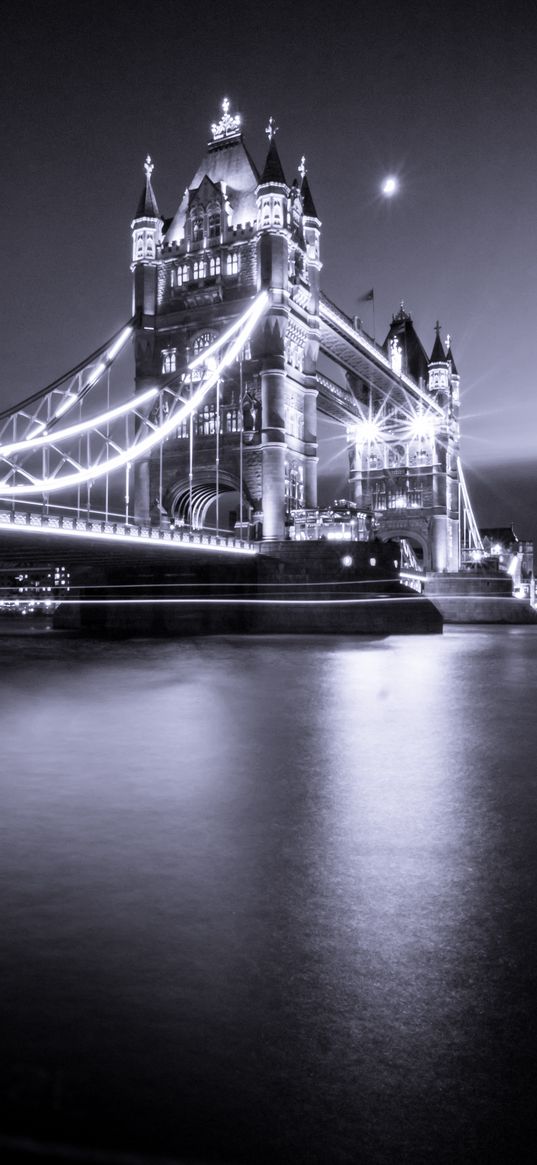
[341,555,353,567]
[211,98,241,141]
[1,387,158,456]
[410,412,435,440]
[106,326,133,362]
[0,519,257,555]
[54,393,77,419]
[354,418,381,444]
[0,293,268,495]
[25,422,47,441]
[189,303,260,372]
[382,176,398,197]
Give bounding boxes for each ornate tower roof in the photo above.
[299,158,319,218]
[165,99,259,242]
[383,305,429,382]
[134,156,160,219]
[259,118,286,184]
[445,334,458,375]
[429,322,447,364]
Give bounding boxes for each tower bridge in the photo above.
[0,98,483,576]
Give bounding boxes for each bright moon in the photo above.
[382,176,398,196]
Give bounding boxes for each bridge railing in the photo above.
[0,508,257,554]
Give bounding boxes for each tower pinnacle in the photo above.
[211,97,241,141]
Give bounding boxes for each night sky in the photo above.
[1,0,536,540]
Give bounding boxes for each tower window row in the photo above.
[190,209,222,243]
[176,405,241,439]
[170,253,239,289]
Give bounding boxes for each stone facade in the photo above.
[130,104,320,541]
[130,104,462,567]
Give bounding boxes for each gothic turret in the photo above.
[131,156,162,318]
[299,157,321,314]
[428,322,450,397]
[256,119,289,292]
[445,335,460,423]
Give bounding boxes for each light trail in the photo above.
[0,387,158,456]
[0,293,268,496]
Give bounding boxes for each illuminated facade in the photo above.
[347,311,461,570]
[132,103,320,542]
[131,100,462,567]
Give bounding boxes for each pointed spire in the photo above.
[135,155,160,219]
[299,158,318,218]
[445,333,458,375]
[429,320,446,363]
[259,129,286,184]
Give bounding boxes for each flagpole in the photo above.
[358,289,376,342]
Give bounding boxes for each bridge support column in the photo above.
[261,366,286,540]
[431,515,460,572]
[304,457,318,509]
[134,457,151,525]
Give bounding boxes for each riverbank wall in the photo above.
[423,573,537,624]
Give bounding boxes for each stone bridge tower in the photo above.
[347,308,460,571]
[131,100,320,540]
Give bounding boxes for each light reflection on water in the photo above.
[1,626,537,1163]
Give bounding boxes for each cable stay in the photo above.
[0,292,268,497]
[0,318,136,426]
[457,455,484,558]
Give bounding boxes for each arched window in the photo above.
[192,214,204,242]
[209,256,221,277]
[193,331,216,356]
[162,349,176,374]
[285,461,304,509]
[182,264,190,284]
[135,234,144,259]
[208,211,221,240]
[226,253,239,276]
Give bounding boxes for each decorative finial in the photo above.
[265,116,278,141]
[435,319,441,336]
[298,155,307,179]
[446,332,451,350]
[144,155,154,180]
[211,97,241,141]
[400,300,405,313]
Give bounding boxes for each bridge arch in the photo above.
[375,517,432,571]
[166,470,252,532]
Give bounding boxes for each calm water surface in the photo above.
[1,625,537,1163]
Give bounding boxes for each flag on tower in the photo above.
[359,288,375,302]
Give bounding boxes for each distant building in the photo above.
[480,526,534,596]
[0,562,70,613]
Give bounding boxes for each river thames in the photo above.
[1,625,537,1163]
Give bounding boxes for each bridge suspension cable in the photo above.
[457,455,484,556]
[0,319,135,428]
[0,292,268,498]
